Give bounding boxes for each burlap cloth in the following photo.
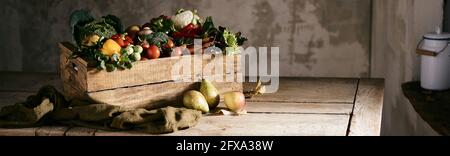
[0,86,202,134]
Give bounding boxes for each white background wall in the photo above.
[372,0,443,135]
[0,0,371,78]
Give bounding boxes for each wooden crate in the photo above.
[58,42,243,109]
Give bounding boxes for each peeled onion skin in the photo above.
[223,92,246,112]
[183,91,209,113]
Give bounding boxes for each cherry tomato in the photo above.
[164,39,175,49]
[146,45,161,59]
[123,36,134,46]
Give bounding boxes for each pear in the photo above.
[200,79,220,109]
[183,90,209,113]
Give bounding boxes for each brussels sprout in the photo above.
[125,45,134,55]
[133,45,144,54]
[130,52,141,61]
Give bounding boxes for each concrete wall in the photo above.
[0,0,371,77]
[372,0,444,135]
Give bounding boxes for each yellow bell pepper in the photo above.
[101,39,122,56]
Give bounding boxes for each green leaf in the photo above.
[146,32,169,48]
[111,53,120,62]
[106,63,116,72]
[102,15,123,33]
[121,56,130,62]
[235,32,247,46]
[121,48,128,55]
[97,60,106,70]
[150,15,176,34]
[203,16,214,32]
[70,9,94,45]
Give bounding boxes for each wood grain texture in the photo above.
[0,72,62,92]
[95,114,349,136]
[86,55,241,92]
[64,127,96,136]
[84,102,355,136]
[94,130,151,136]
[60,43,241,92]
[88,81,243,109]
[0,72,385,136]
[0,128,38,136]
[162,114,350,136]
[35,126,69,136]
[0,92,34,108]
[59,43,243,109]
[242,102,353,115]
[348,79,384,136]
[248,78,359,103]
[59,43,88,95]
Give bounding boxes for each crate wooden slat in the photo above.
[89,81,243,109]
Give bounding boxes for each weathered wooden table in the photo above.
[0,72,384,136]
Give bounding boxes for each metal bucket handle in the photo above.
[416,38,450,56]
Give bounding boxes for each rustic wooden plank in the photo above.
[90,102,353,136]
[95,130,150,136]
[64,127,96,136]
[162,114,350,136]
[248,78,359,103]
[36,126,70,136]
[96,114,350,136]
[88,81,243,109]
[85,54,240,92]
[62,82,88,101]
[0,72,62,92]
[242,102,353,115]
[0,128,38,136]
[348,79,384,136]
[59,43,88,95]
[0,92,34,108]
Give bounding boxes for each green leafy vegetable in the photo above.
[103,15,124,34]
[202,16,216,37]
[70,10,121,48]
[144,32,170,47]
[150,15,176,34]
[171,9,202,30]
[69,9,136,72]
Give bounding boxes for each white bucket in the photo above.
[418,31,450,91]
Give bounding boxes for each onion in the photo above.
[223,92,246,112]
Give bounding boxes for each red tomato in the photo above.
[123,36,134,47]
[183,23,196,31]
[164,39,175,49]
[146,45,161,59]
[112,38,125,47]
[112,34,129,47]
